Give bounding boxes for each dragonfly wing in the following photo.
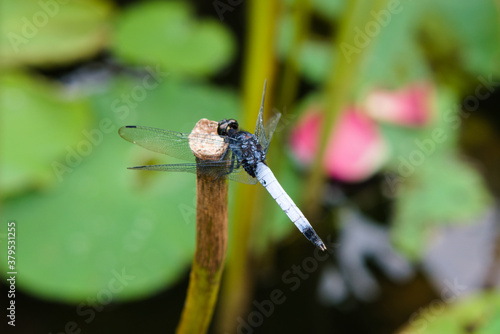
[119,125,230,162]
[226,167,258,185]
[253,81,281,152]
[128,161,230,180]
[263,112,281,153]
[128,157,258,185]
[128,163,200,173]
[254,80,267,147]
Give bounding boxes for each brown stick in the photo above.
[176,120,229,334]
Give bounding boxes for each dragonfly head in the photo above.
[217,119,239,136]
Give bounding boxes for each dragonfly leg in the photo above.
[220,151,228,161]
[230,153,244,172]
[214,152,237,181]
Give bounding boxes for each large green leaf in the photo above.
[354,0,429,91]
[399,292,500,334]
[0,71,91,196]
[0,0,114,67]
[111,1,235,77]
[1,77,241,302]
[354,0,500,87]
[382,86,492,257]
[279,1,430,87]
[285,0,500,89]
[421,0,500,77]
[391,155,492,258]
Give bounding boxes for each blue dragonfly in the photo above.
[119,82,326,250]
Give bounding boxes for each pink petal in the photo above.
[364,83,434,127]
[289,108,322,165]
[323,109,389,182]
[290,107,389,182]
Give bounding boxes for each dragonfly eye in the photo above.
[228,119,239,130]
[217,119,239,135]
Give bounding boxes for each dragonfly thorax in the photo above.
[217,118,266,178]
[228,131,266,178]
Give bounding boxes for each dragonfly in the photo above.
[119,82,326,251]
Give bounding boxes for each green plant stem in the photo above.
[277,0,311,109]
[216,0,279,332]
[249,0,312,257]
[176,169,228,334]
[305,0,390,215]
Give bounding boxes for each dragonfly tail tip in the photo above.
[302,226,327,251]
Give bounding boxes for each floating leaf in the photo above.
[0,71,91,196]
[1,78,240,302]
[112,1,235,77]
[0,0,114,67]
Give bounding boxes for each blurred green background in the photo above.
[1,0,500,333]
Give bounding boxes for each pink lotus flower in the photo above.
[290,107,389,182]
[290,83,434,182]
[363,83,434,127]
[289,108,322,165]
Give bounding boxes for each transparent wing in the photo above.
[254,80,281,153]
[119,125,236,162]
[120,125,257,184]
[128,161,258,185]
[254,81,268,147]
[263,112,281,152]
[226,167,258,184]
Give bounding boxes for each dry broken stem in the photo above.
[176,119,229,334]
